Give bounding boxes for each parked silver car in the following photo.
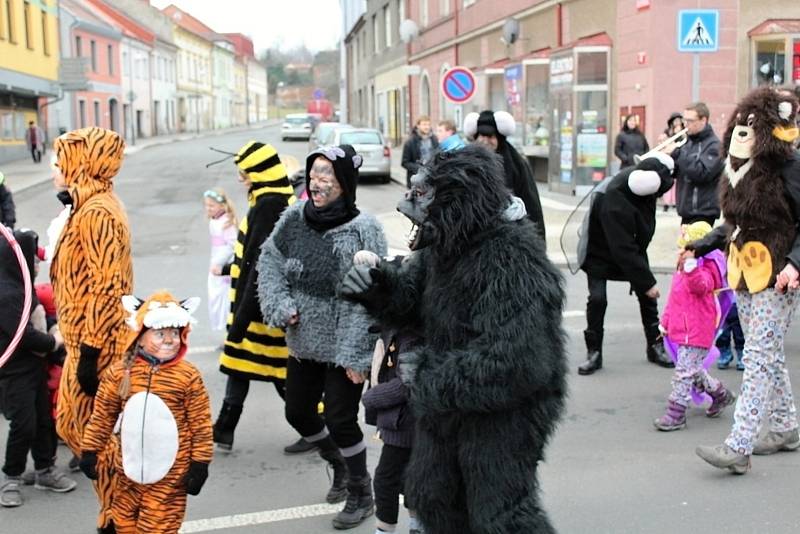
[308,122,352,153]
[328,128,391,183]
[281,113,312,141]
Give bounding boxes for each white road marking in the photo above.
[562,310,585,318]
[179,503,342,532]
[187,346,220,355]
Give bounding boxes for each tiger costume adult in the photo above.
[49,127,133,532]
[81,291,213,534]
[213,141,295,451]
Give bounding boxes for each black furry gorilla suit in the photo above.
[344,145,567,533]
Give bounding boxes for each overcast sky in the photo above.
[150,0,342,54]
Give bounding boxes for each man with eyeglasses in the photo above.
[672,102,724,226]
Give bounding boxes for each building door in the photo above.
[136,110,144,138]
[153,101,160,135]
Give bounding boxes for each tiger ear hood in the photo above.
[54,127,125,207]
[123,291,199,353]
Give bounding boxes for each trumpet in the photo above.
[633,127,688,164]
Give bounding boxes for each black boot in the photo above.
[578,329,603,375]
[213,402,242,452]
[646,337,674,368]
[97,520,116,534]
[284,437,318,454]
[332,475,374,530]
[319,449,349,504]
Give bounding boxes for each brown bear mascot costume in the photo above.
[686,87,800,474]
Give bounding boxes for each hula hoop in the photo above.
[0,224,32,369]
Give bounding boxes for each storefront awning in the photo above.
[748,19,800,37]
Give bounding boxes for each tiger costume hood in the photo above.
[53,127,125,209]
[121,291,200,365]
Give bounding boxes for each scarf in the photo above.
[303,196,360,232]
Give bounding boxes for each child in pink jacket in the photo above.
[655,222,735,431]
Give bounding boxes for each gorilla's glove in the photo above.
[184,461,209,496]
[79,451,98,480]
[339,264,387,307]
[77,344,101,396]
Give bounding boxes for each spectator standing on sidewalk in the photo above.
[672,103,724,226]
[658,112,686,211]
[614,114,650,169]
[0,172,16,229]
[25,122,44,164]
[1,229,75,508]
[401,116,438,188]
[435,119,465,152]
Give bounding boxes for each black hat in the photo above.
[464,110,517,140]
[305,144,362,209]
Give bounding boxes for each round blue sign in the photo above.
[442,67,476,104]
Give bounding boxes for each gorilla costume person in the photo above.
[341,144,567,533]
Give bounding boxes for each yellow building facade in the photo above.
[0,0,60,161]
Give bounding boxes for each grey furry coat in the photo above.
[257,201,387,371]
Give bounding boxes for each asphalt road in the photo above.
[2,124,800,533]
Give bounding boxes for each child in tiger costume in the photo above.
[80,291,213,534]
[49,127,133,532]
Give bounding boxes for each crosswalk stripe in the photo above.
[179,503,342,532]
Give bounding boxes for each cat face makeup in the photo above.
[308,156,342,208]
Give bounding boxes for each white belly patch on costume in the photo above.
[120,391,179,484]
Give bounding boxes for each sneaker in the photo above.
[736,360,745,371]
[752,429,800,455]
[21,471,35,486]
[716,347,733,369]
[34,467,77,493]
[0,477,23,507]
[695,443,750,474]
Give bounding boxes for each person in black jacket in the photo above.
[464,109,547,245]
[401,116,438,188]
[0,172,16,229]
[614,114,650,168]
[578,153,676,375]
[0,229,75,508]
[672,102,724,225]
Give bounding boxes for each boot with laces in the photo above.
[320,449,349,504]
[332,475,374,530]
[752,429,800,455]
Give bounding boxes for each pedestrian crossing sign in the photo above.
[678,10,719,52]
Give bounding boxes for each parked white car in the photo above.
[281,113,312,141]
[328,128,391,183]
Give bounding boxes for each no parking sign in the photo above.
[441,66,476,104]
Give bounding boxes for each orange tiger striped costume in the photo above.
[82,292,213,534]
[50,127,133,529]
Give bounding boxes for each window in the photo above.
[75,35,81,56]
[79,100,87,128]
[23,1,32,49]
[384,5,392,48]
[107,44,113,75]
[41,11,48,55]
[372,15,378,54]
[754,40,787,86]
[90,40,97,72]
[94,101,100,126]
[440,0,450,17]
[6,0,15,43]
[420,0,428,27]
[122,51,128,75]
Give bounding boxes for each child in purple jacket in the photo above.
[655,222,736,431]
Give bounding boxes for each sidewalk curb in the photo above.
[10,120,281,195]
